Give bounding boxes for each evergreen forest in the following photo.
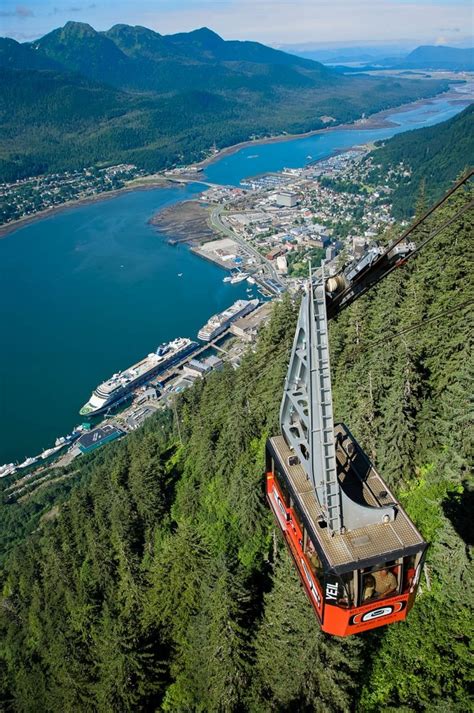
[0,179,472,711]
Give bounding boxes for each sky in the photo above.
[0,0,472,48]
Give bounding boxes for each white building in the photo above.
[276,255,288,274]
[274,192,299,208]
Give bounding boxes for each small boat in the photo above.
[306,155,313,160]
[178,273,183,277]
[223,275,232,283]
[40,445,62,460]
[230,272,248,284]
[55,432,79,447]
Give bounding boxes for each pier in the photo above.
[156,330,232,385]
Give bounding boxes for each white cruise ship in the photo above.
[198,299,259,342]
[80,337,198,416]
[0,463,16,478]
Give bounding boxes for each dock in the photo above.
[155,330,232,385]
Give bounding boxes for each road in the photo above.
[166,176,221,189]
[209,206,285,288]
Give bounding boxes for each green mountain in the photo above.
[0,37,61,71]
[25,21,334,93]
[0,185,472,710]
[0,22,450,182]
[29,21,137,88]
[369,102,474,216]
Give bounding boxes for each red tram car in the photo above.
[266,426,427,636]
[267,265,427,636]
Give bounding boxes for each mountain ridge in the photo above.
[404,44,474,70]
[0,22,450,181]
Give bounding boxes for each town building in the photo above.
[77,424,124,454]
[274,192,299,208]
[276,255,288,274]
[266,246,285,261]
[353,237,367,258]
[230,302,273,342]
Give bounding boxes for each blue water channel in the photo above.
[0,93,470,463]
[204,96,465,185]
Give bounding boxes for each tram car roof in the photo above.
[267,424,426,575]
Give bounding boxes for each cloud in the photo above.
[0,4,34,18]
[49,3,96,15]
[0,0,471,47]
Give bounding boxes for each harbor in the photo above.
[0,92,468,468]
[2,300,272,496]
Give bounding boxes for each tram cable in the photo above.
[355,298,474,352]
[235,296,473,400]
[379,167,473,254]
[328,170,473,316]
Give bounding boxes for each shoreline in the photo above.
[148,199,218,247]
[0,177,176,239]
[1,86,470,239]
[193,86,469,170]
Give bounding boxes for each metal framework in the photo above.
[280,268,396,534]
[280,268,341,531]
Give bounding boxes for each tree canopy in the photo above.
[0,181,472,711]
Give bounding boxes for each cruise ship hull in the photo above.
[79,392,132,418]
[80,340,198,417]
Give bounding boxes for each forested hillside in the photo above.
[0,181,472,711]
[0,22,449,181]
[369,102,474,217]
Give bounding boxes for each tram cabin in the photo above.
[266,424,427,637]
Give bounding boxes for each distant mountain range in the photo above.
[0,22,451,181]
[4,22,333,93]
[287,43,473,72]
[402,45,474,71]
[278,43,409,65]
